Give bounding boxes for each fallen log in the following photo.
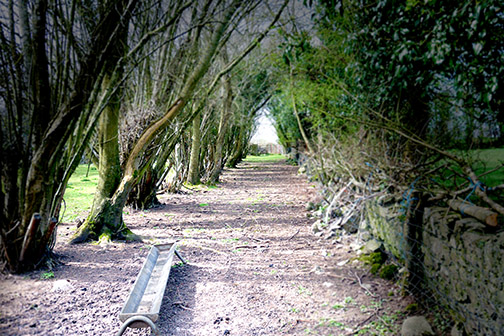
[448,199,498,227]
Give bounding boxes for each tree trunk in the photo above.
[209,73,233,183]
[69,0,137,243]
[227,125,246,168]
[188,112,202,184]
[71,178,138,244]
[13,0,137,262]
[92,74,122,212]
[290,68,314,154]
[71,73,125,243]
[128,169,161,210]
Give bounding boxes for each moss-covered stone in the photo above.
[405,303,419,313]
[360,251,386,265]
[379,264,399,280]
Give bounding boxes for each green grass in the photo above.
[61,164,98,223]
[436,147,504,190]
[469,148,504,187]
[243,154,286,162]
[40,271,55,280]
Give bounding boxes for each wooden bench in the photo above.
[117,242,185,336]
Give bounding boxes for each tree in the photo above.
[227,64,273,168]
[266,0,504,216]
[317,0,504,146]
[188,112,203,184]
[0,0,137,272]
[208,53,234,183]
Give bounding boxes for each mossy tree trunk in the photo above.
[70,73,125,243]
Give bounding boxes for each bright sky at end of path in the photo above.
[250,111,279,145]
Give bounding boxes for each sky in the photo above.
[250,111,279,145]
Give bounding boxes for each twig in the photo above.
[288,228,300,240]
[376,314,391,327]
[327,273,352,281]
[249,237,268,242]
[172,302,194,311]
[234,245,268,249]
[353,271,377,297]
[342,308,382,336]
[5,221,20,236]
[359,310,380,327]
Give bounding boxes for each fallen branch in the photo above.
[342,308,383,336]
[448,199,498,227]
[465,168,504,217]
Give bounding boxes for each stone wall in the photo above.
[422,207,504,335]
[362,199,504,335]
[363,195,407,262]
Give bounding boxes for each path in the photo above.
[0,159,413,335]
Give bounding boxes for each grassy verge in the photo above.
[469,148,504,187]
[243,154,286,162]
[439,147,504,189]
[61,164,98,223]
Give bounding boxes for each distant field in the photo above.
[460,147,504,187]
[243,154,286,162]
[61,164,98,223]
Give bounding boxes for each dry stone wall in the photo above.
[422,207,504,336]
[362,198,504,335]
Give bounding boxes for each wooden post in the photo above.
[19,213,41,262]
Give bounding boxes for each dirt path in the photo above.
[0,159,413,335]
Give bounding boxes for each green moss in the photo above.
[370,263,381,275]
[379,264,399,280]
[98,227,113,244]
[405,303,419,313]
[360,251,386,265]
[122,228,142,242]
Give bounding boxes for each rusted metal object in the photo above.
[117,243,185,335]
